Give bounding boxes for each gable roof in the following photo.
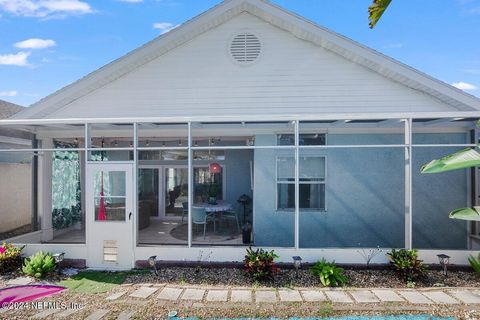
[13,0,480,119]
[0,100,24,119]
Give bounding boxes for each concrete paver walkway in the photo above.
[6,284,480,320]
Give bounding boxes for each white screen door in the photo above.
[86,163,134,269]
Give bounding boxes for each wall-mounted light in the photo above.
[146,140,150,147]
[178,140,182,146]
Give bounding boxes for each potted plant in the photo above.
[242,222,252,244]
[208,183,219,205]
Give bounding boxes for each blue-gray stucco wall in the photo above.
[224,149,254,211]
[253,133,469,249]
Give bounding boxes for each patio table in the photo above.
[193,201,233,212]
[192,201,233,234]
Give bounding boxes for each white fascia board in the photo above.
[2,111,480,126]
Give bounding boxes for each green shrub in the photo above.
[0,242,24,274]
[243,247,279,281]
[468,254,480,273]
[387,249,426,281]
[310,259,348,287]
[22,251,56,278]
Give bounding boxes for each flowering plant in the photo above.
[0,242,24,274]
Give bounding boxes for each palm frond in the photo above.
[421,148,480,174]
[449,207,480,221]
[368,0,392,28]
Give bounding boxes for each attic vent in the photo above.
[230,32,261,64]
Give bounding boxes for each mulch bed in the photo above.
[124,266,480,288]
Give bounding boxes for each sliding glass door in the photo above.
[164,167,188,218]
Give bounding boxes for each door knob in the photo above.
[129,212,132,220]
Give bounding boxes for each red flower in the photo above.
[0,247,5,254]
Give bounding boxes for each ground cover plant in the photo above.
[59,271,128,293]
[310,259,348,287]
[0,242,24,274]
[243,247,279,281]
[468,253,480,273]
[387,249,426,282]
[22,251,56,278]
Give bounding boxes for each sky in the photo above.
[0,0,479,107]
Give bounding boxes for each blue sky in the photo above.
[0,0,479,107]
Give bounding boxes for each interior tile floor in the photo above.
[138,218,244,246]
[41,217,245,246]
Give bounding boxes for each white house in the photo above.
[1,0,480,270]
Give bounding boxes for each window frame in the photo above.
[276,132,327,146]
[275,155,327,212]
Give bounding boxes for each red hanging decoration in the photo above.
[98,171,107,221]
[209,162,222,174]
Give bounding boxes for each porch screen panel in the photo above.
[412,133,470,250]
[136,123,189,246]
[52,141,82,230]
[254,144,295,248]
[0,152,34,242]
[298,134,405,249]
[89,123,134,162]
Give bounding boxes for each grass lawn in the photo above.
[58,271,128,294]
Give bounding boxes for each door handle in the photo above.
[129,212,132,220]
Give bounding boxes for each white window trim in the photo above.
[275,155,327,212]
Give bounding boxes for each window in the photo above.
[277,133,326,146]
[277,156,326,210]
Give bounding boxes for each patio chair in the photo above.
[222,205,241,233]
[192,207,215,239]
[181,201,188,224]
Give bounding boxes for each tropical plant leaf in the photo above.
[368,0,392,28]
[449,206,480,221]
[468,254,480,273]
[421,148,480,174]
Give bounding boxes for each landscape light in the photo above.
[148,255,158,276]
[437,254,450,277]
[53,252,65,264]
[292,256,302,277]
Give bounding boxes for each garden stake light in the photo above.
[437,254,450,277]
[148,255,158,276]
[292,256,302,277]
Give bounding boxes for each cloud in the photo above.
[152,22,179,34]
[0,0,93,18]
[14,38,56,50]
[0,90,18,97]
[0,52,30,66]
[452,81,478,90]
[117,0,143,2]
